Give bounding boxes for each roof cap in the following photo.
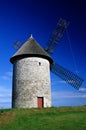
[30,33,33,39]
[10,37,53,64]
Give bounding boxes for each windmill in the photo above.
[10,18,83,108]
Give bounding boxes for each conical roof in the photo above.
[10,37,53,64]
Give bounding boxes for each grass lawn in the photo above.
[0,106,86,130]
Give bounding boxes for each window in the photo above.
[39,62,41,66]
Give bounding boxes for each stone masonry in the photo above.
[12,57,51,108]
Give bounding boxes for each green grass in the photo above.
[0,106,86,130]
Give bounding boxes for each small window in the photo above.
[39,62,41,66]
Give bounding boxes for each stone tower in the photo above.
[10,36,53,108]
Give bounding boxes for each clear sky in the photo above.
[0,0,86,108]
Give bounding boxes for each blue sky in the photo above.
[0,0,86,108]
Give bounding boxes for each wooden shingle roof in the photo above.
[10,37,53,64]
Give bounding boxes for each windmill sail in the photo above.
[13,40,23,49]
[51,62,83,89]
[45,18,69,54]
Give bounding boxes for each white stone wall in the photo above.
[12,57,51,108]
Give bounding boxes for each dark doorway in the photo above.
[37,97,44,108]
